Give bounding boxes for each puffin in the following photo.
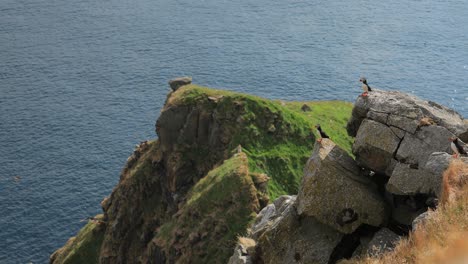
[359,77,372,97]
[449,136,467,158]
[315,124,330,143]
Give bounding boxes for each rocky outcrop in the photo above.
[52,84,318,264]
[348,89,467,200]
[230,89,466,264]
[347,90,467,141]
[168,76,192,91]
[352,119,401,175]
[251,196,344,264]
[228,140,390,263]
[345,89,468,233]
[297,139,388,234]
[54,84,466,264]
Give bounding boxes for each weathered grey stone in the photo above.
[256,208,343,264]
[365,228,401,257]
[422,152,453,176]
[352,119,402,174]
[396,125,453,166]
[387,114,420,134]
[387,163,441,196]
[389,126,406,139]
[168,76,192,91]
[247,194,344,264]
[250,195,296,239]
[387,152,467,199]
[297,139,388,234]
[347,89,466,141]
[367,111,388,124]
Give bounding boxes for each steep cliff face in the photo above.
[51,84,353,264]
[154,152,260,263]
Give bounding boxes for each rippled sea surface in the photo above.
[1,0,467,262]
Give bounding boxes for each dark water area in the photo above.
[1,0,467,262]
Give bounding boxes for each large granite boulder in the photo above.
[386,163,441,196]
[296,139,388,234]
[168,76,192,91]
[395,125,454,166]
[347,90,467,198]
[352,119,401,175]
[347,90,467,140]
[386,152,466,197]
[253,196,344,264]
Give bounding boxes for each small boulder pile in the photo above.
[229,90,468,264]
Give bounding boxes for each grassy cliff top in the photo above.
[169,85,353,153]
[168,85,354,199]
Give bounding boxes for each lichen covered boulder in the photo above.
[296,139,388,234]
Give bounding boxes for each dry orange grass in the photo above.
[441,159,468,205]
[348,160,468,264]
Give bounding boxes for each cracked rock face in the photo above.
[353,119,401,175]
[347,90,467,141]
[347,90,467,197]
[252,195,344,264]
[296,139,388,234]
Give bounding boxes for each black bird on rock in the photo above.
[315,124,329,143]
[449,136,467,158]
[359,77,372,97]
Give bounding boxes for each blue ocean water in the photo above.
[1,0,467,262]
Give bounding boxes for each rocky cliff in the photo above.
[229,90,468,264]
[52,83,467,264]
[50,82,353,264]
